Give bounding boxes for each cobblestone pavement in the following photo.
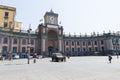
[0,56,120,80]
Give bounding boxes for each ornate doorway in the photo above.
[48,30,58,56]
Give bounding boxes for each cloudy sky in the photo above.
[1,0,120,35]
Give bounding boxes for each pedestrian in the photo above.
[108,55,112,63]
[67,55,70,59]
[33,53,37,63]
[67,53,70,59]
[63,56,66,62]
[8,52,12,61]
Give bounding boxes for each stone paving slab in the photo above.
[0,56,120,80]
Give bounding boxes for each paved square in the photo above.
[0,56,120,80]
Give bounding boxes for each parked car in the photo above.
[51,53,65,62]
[28,55,33,59]
[20,53,27,58]
[14,55,19,59]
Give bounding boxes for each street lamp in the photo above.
[8,28,13,60]
[115,38,119,59]
[27,25,32,64]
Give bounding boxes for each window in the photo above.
[89,48,92,52]
[83,42,85,46]
[95,47,98,51]
[72,48,74,52]
[101,47,104,51]
[3,37,8,44]
[88,41,91,46]
[4,22,8,28]
[78,48,80,52]
[13,38,17,44]
[22,47,26,53]
[2,46,7,53]
[13,47,17,53]
[72,42,74,46]
[5,12,9,17]
[94,41,97,45]
[66,48,69,51]
[66,41,68,46]
[83,48,86,52]
[31,39,34,45]
[77,42,79,46]
[22,39,26,45]
[101,40,104,45]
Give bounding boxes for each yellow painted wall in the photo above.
[14,22,22,30]
[0,5,16,29]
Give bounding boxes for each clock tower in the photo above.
[38,10,64,57]
[44,9,58,25]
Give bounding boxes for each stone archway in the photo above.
[48,30,58,56]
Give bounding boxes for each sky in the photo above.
[0,0,120,35]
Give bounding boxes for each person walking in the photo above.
[108,55,112,63]
[33,53,37,63]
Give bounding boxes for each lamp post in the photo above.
[115,39,119,59]
[27,25,32,64]
[8,28,13,61]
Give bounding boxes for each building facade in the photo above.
[64,33,120,56]
[0,5,120,57]
[0,5,21,30]
[37,10,64,56]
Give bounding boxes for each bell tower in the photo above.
[38,10,64,57]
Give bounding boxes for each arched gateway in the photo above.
[48,30,58,56]
[38,10,64,57]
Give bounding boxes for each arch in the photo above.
[48,30,58,39]
[47,30,58,56]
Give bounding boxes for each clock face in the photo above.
[50,16,54,24]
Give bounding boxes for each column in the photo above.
[42,39,46,52]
